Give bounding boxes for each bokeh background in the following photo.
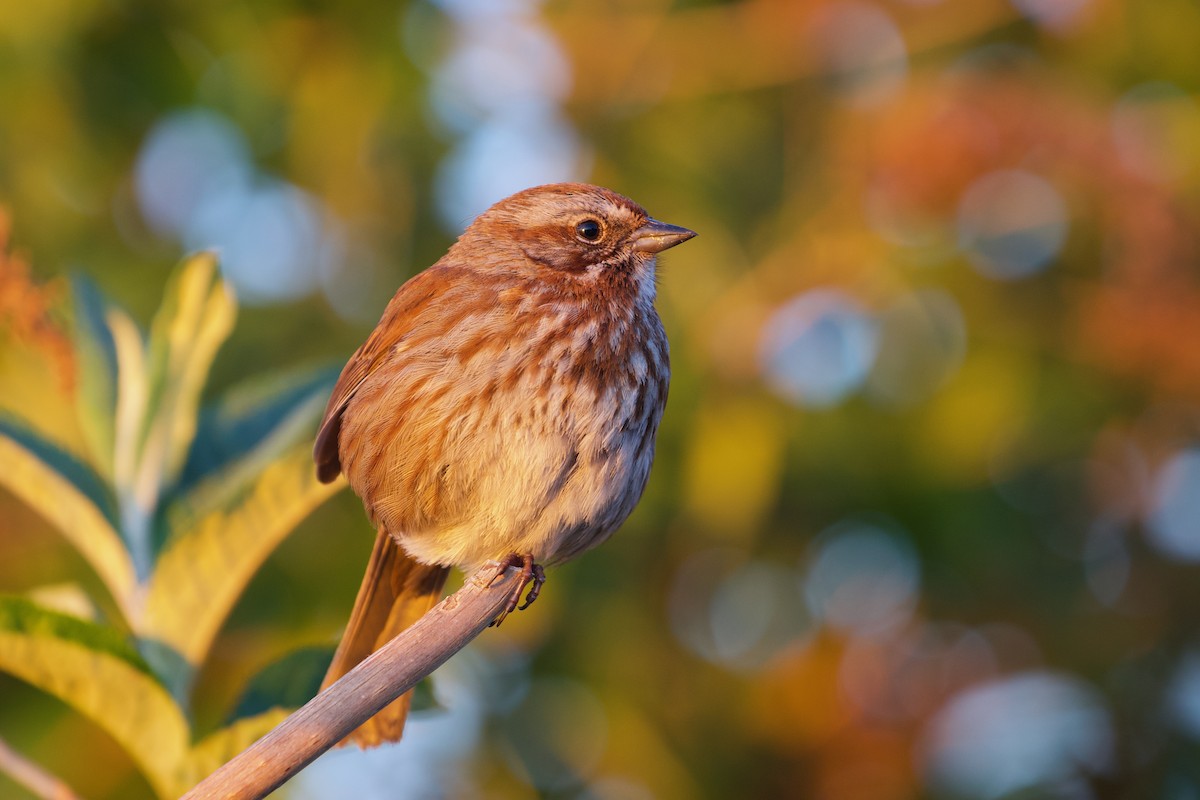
[3,0,1200,798]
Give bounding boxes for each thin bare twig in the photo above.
[181,562,519,800]
[0,735,83,800]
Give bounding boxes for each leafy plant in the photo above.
[0,253,342,798]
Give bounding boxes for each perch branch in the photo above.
[181,562,520,800]
[0,735,82,800]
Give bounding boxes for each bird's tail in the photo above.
[321,529,449,747]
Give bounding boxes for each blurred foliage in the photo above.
[0,249,338,797]
[3,0,1200,799]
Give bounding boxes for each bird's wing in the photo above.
[313,265,455,483]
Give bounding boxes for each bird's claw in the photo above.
[518,564,546,611]
[489,553,545,627]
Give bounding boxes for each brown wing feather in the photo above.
[313,267,453,483]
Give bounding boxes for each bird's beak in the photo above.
[631,219,697,254]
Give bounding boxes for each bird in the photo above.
[314,182,695,747]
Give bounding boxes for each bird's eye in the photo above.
[575,219,603,243]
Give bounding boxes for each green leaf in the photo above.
[135,252,236,506]
[231,645,334,721]
[70,274,119,481]
[142,445,342,673]
[170,363,338,532]
[0,596,147,671]
[0,597,189,799]
[0,417,135,620]
[409,676,440,714]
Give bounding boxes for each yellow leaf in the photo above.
[0,612,189,799]
[109,306,148,510]
[0,428,135,619]
[136,252,237,505]
[142,446,343,667]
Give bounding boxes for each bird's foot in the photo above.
[488,553,546,627]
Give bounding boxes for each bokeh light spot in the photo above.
[1011,0,1090,30]
[867,289,967,407]
[1111,82,1200,184]
[135,109,252,239]
[134,108,336,305]
[579,776,657,800]
[803,519,920,638]
[921,672,1114,799]
[1147,449,1200,562]
[1169,652,1200,740]
[184,178,323,304]
[669,550,812,671]
[711,562,792,666]
[430,14,570,131]
[957,169,1068,280]
[425,0,586,232]
[1083,517,1129,607]
[809,2,909,109]
[434,109,585,230]
[760,289,878,408]
[840,623,999,723]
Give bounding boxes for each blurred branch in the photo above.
[180,562,521,800]
[0,736,82,800]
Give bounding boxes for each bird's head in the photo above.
[454,183,696,284]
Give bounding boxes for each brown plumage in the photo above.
[316,183,695,747]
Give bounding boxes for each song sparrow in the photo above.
[315,183,695,746]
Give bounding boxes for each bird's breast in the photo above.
[338,299,669,568]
